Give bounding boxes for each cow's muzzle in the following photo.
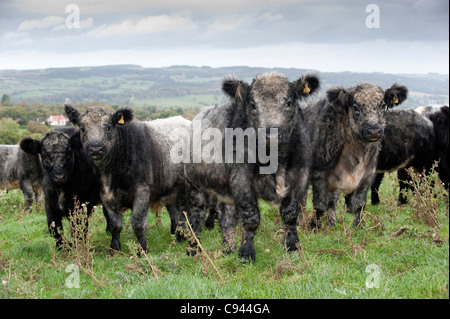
[53,171,68,185]
[87,143,106,161]
[361,124,383,142]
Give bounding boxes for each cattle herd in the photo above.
[1,72,449,262]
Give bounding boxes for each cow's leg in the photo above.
[108,209,123,253]
[310,177,324,228]
[185,190,208,255]
[370,173,384,205]
[397,168,411,204]
[280,166,309,250]
[35,191,43,206]
[347,173,375,227]
[165,203,179,235]
[280,194,301,251]
[236,200,259,262]
[131,187,151,254]
[228,167,259,262]
[324,191,339,227]
[175,206,188,242]
[33,181,43,205]
[310,177,338,229]
[205,195,218,230]
[45,200,64,249]
[346,193,365,227]
[82,203,95,241]
[41,187,66,249]
[219,203,239,252]
[19,179,34,212]
[102,206,111,233]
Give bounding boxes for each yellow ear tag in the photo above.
[118,115,125,124]
[391,96,399,104]
[303,83,311,94]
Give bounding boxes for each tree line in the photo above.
[0,94,190,145]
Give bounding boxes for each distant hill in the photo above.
[0,65,448,109]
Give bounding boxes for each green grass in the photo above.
[0,173,448,299]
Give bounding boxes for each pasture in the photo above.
[0,172,448,299]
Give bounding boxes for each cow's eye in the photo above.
[106,124,112,132]
[380,101,388,111]
[353,103,362,112]
[285,98,292,107]
[250,102,257,110]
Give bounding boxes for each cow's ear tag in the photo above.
[118,115,125,124]
[391,95,399,105]
[303,83,311,94]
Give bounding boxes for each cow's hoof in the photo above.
[238,245,255,262]
[285,232,300,252]
[309,219,321,230]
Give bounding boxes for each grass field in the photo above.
[0,172,448,299]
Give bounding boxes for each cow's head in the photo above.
[65,104,133,167]
[20,129,81,185]
[222,72,320,145]
[326,83,408,143]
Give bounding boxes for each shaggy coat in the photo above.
[185,72,320,261]
[304,82,408,227]
[20,127,104,249]
[0,144,42,211]
[370,109,436,204]
[65,105,190,253]
[427,106,449,188]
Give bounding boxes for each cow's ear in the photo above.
[384,83,408,108]
[326,86,353,108]
[112,107,133,126]
[20,137,42,155]
[65,103,81,126]
[293,73,320,99]
[70,131,83,150]
[222,77,250,104]
[440,106,449,120]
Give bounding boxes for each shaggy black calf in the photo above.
[184,72,320,261]
[0,145,42,211]
[304,82,408,228]
[427,106,449,188]
[370,109,435,205]
[20,127,105,249]
[65,105,190,254]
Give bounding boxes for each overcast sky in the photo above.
[0,0,448,73]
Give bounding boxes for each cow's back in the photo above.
[377,109,435,171]
[145,115,191,198]
[185,104,233,199]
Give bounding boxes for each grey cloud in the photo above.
[0,0,447,73]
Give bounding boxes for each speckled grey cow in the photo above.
[304,82,408,228]
[184,72,320,261]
